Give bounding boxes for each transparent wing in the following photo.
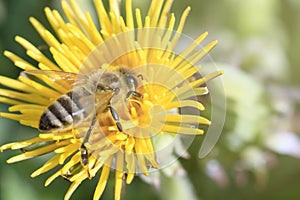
[75,91,114,130]
[78,91,115,165]
[21,70,87,90]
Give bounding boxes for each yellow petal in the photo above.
[93,161,112,200]
[164,100,205,111]
[31,155,61,177]
[45,170,61,187]
[162,124,204,135]
[165,114,211,125]
[114,170,124,200]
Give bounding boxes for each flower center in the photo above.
[128,95,153,127]
[126,83,171,133]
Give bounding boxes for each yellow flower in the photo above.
[0,0,223,199]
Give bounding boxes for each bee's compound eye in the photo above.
[125,74,138,89]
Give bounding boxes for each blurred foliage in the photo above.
[1,0,300,200]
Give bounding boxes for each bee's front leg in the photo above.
[109,106,123,132]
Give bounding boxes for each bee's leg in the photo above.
[109,106,123,132]
[80,113,97,168]
[126,91,143,99]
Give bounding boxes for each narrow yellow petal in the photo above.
[0,112,39,122]
[64,181,82,200]
[0,88,50,105]
[52,9,68,29]
[0,137,50,151]
[135,8,143,29]
[177,87,209,100]
[54,143,79,154]
[70,0,101,43]
[15,36,40,54]
[94,0,113,34]
[172,32,208,68]
[58,145,80,165]
[43,30,65,55]
[86,12,104,44]
[0,76,36,94]
[61,153,81,175]
[93,160,112,200]
[149,0,164,27]
[50,47,79,72]
[125,152,135,175]
[141,138,159,168]
[185,40,218,67]
[160,13,175,49]
[6,140,71,163]
[162,124,204,135]
[61,0,81,29]
[0,97,25,105]
[109,0,120,19]
[15,36,60,70]
[135,138,149,175]
[88,158,103,178]
[68,169,86,182]
[109,12,121,33]
[61,44,83,71]
[39,132,75,141]
[18,76,61,99]
[114,170,124,200]
[20,119,39,128]
[157,0,174,28]
[4,51,37,70]
[31,155,60,177]
[9,104,45,113]
[44,7,60,32]
[45,170,61,187]
[190,70,224,88]
[126,173,135,184]
[165,114,211,125]
[170,6,191,50]
[125,0,134,29]
[66,24,95,53]
[29,17,48,42]
[70,0,89,29]
[164,100,205,111]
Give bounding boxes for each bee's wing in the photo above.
[21,70,87,89]
[76,91,114,119]
[77,91,114,145]
[77,95,96,116]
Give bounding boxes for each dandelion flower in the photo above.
[0,0,223,199]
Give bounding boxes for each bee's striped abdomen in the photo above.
[39,87,91,132]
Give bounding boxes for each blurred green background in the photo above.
[1,0,300,199]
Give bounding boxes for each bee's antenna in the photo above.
[137,74,144,80]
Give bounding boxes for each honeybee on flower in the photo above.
[0,0,224,199]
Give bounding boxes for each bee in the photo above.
[22,67,142,166]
